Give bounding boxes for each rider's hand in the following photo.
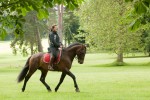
[59,45,62,50]
[59,47,62,50]
[60,45,63,48]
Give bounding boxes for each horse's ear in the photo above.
[84,44,89,47]
[82,44,84,47]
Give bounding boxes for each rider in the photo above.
[48,24,62,70]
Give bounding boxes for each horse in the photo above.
[17,43,87,92]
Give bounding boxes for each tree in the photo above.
[141,29,150,56]
[57,5,64,42]
[78,0,142,65]
[11,11,48,55]
[125,0,150,30]
[63,11,80,46]
[0,0,84,56]
[125,0,150,56]
[0,0,84,39]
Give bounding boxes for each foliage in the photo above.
[78,0,142,54]
[0,0,84,40]
[63,11,80,45]
[1,50,150,100]
[141,29,150,56]
[10,11,48,56]
[125,0,150,30]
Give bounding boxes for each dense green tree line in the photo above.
[0,0,84,55]
[0,0,84,40]
[77,0,150,64]
[0,0,150,63]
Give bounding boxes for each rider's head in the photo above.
[51,24,58,32]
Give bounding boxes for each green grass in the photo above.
[1,65,150,100]
[0,41,150,100]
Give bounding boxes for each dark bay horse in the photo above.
[17,43,86,92]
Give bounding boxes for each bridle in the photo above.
[74,56,78,61]
[76,44,86,62]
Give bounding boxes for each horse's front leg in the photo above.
[55,72,66,92]
[66,70,80,92]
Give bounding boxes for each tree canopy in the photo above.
[125,0,150,30]
[77,0,143,64]
[0,0,84,40]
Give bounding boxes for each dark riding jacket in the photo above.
[49,31,61,57]
[49,31,60,48]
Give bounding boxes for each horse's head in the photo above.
[76,44,87,64]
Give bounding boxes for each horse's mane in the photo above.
[66,42,82,49]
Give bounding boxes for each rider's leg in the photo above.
[48,48,56,70]
[48,55,55,70]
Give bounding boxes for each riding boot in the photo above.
[48,56,55,70]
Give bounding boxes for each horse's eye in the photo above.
[81,52,85,55]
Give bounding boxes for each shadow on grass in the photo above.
[91,61,150,67]
[124,56,150,58]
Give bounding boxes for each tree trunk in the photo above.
[117,52,123,62]
[36,27,43,52]
[58,5,63,43]
[116,0,124,64]
[65,32,67,47]
[30,42,34,55]
[68,35,70,45]
[34,16,43,52]
[10,38,19,47]
[148,52,150,57]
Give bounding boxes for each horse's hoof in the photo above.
[22,88,25,92]
[75,89,80,92]
[22,89,25,92]
[48,90,52,92]
[55,88,58,92]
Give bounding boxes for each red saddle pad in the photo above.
[43,50,62,64]
[43,53,51,63]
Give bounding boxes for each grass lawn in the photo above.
[0,41,150,100]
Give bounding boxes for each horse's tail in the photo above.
[17,56,31,83]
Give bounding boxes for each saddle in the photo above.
[43,49,62,64]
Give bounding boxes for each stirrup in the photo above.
[48,65,54,70]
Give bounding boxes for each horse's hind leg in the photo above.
[55,72,66,92]
[22,69,37,92]
[40,69,52,92]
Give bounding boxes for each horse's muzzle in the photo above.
[78,60,83,64]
